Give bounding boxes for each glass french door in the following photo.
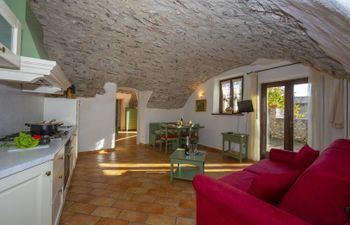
[260,78,309,158]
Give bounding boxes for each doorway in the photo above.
[116,89,138,133]
[261,78,309,158]
[116,99,122,132]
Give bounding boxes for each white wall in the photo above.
[183,62,310,156]
[78,82,116,152]
[136,60,349,157]
[183,72,249,151]
[0,83,44,136]
[136,90,184,144]
[137,91,152,144]
[257,64,309,83]
[142,108,184,143]
[44,98,79,125]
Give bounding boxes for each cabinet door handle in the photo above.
[45,171,51,176]
[59,175,63,179]
[0,47,5,53]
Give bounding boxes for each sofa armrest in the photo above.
[269,148,297,166]
[193,174,310,225]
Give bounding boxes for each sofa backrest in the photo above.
[278,139,350,225]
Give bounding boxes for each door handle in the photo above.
[45,171,51,176]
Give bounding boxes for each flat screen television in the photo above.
[238,100,254,113]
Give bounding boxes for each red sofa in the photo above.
[193,139,350,225]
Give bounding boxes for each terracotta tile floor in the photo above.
[60,132,252,225]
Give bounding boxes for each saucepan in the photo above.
[25,120,64,135]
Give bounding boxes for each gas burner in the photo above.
[0,130,68,144]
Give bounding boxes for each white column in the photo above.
[136,91,152,144]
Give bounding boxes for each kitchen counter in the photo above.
[0,126,76,180]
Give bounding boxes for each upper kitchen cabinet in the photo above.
[0,0,21,69]
[0,0,71,94]
[4,0,48,59]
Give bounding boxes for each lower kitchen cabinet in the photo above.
[52,147,65,225]
[0,146,66,225]
[0,161,53,225]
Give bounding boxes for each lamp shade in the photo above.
[238,100,254,113]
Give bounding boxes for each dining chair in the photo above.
[159,124,178,154]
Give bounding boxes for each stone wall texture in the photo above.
[269,118,308,142]
[28,0,350,108]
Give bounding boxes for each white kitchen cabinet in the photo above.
[0,0,21,69]
[0,161,52,225]
[0,146,66,225]
[52,147,65,225]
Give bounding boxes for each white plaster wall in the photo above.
[142,108,184,143]
[257,63,309,83]
[136,90,184,144]
[183,62,310,153]
[137,91,152,144]
[78,83,116,152]
[44,98,79,125]
[136,60,348,155]
[0,84,44,136]
[183,74,249,150]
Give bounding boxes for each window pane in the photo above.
[221,80,231,113]
[267,86,285,151]
[0,14,13,50]
[232,78,242,101]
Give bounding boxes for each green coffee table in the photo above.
[169,148,207,183]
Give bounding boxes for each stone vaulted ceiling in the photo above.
[28,0,350,108]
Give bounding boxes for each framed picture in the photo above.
[195,99,207,112]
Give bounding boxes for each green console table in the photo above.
[222,132,248,163]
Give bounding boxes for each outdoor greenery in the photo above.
[267,87,284,109]
[267,87,305,118]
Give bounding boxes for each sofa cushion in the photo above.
[248,171,299,204]
[269,148,297,167]
[244,159,295,175]
[219,170,257,192]
[278,171,350,225]
[293,144,319,170]
[310,139,350,178]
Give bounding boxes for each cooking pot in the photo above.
[25,120,64,135]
